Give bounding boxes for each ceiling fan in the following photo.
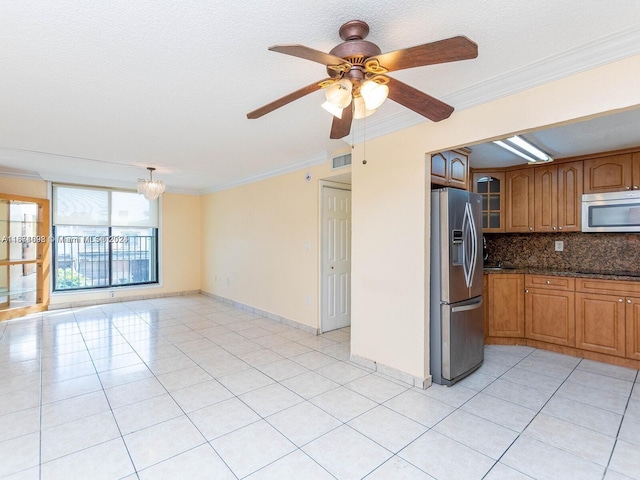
[247,20,478,139]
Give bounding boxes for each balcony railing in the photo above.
[54,235,157,290]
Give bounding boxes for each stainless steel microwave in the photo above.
[582,191,640,232]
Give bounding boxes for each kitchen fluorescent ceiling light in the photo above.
[493,135,553,163]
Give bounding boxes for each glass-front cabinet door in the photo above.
[472,171,505,232]
[0,194,50,321]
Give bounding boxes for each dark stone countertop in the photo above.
[482,267,640,282]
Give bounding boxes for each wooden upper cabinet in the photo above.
[534,165,557,232]
[583,153,633,193]
[430,149,469,190]
[557,161,583,231]
[505,168,535,232]
[431,152,449,186]
[448,151,469,190]
[472,171,505,232]
[534,161,583,232]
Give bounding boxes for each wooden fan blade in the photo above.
[330,104,353,139]
[247,79,330,119]
[269,44,349,68]
[366,36,478,73]
[385,76,454,122]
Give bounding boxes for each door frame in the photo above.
[318,180,352,334]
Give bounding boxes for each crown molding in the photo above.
[349,25,640,143]
[201,151,330,194]
[0,169,43,181]
[451,24,640,111]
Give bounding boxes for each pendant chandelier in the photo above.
[137,167,166,200]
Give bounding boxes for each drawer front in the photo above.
[576,278,640,296]
[525,274,575,291]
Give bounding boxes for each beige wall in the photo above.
[0,177,48,199]
[351,54,640,384]
[2,54,640,383]
[201,162,348,330]
[49,192,202,306]
[0,176,201,307]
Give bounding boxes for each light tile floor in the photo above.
[0,294,639,480]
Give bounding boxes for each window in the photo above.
[52,185,159,291]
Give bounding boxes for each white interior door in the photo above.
[321,186,351,332]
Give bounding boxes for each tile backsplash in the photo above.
[484,232,640,273]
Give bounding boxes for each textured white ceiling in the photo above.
[1,1,639,193]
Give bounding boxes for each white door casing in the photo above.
[321,186,351,332]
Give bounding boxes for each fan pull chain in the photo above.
[362,112,367,164]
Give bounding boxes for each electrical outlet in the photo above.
[109,290,115,298]
[555,240,564,252]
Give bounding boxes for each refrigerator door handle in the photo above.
[462,202,476,288]
[451,298,483,313]
[467,201,478,285]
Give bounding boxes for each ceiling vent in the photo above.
[332,153,352,169]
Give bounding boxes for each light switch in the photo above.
[555,240,564,252]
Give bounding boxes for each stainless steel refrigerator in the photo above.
[430,188,484,386]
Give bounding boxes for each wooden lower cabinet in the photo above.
[525,288,575,346]
[575,292,626,357]
[626,297,640,360]
[488,274,525,338]
[525,275,575,347]
[486,273,640,366]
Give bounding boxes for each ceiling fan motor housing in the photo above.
[327,20,381,81]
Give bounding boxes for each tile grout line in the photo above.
[476,347,583,478]
[601,368,640,479]
[71,306,142,479]
[104,304,247,479]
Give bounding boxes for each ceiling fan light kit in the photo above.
[359,79,389,110]
[321,100,346,118]
[353,96,376,119]
[247,19,478,139]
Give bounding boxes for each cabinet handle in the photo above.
[619,298,624,303]
[558,226,563,230]
[634,186,639,190]
[626,186,631,190]
[628,299,633,304]
[525,289,529,294]
[552,226,557,231]
[529,227,533,231]
[546,280,551,284]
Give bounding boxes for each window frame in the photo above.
[51,184,160,292]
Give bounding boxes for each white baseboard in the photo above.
[350,354,433,389]
[199,291,318,335]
